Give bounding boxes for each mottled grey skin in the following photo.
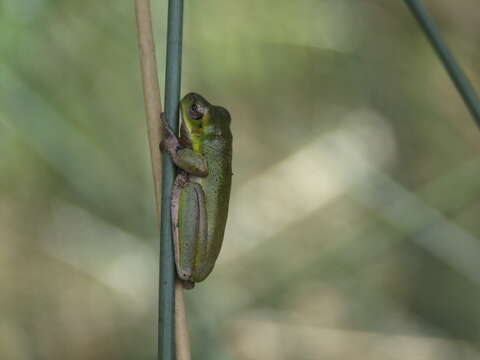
[161,93,232,288]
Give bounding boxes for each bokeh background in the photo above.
[1,0,480,359]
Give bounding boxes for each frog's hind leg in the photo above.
[171,176,208,286]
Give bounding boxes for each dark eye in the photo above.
[190,103,204,120]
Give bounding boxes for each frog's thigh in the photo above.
[173,181,208,281]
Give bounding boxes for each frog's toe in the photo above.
[181,280,195,290]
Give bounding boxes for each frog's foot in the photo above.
[181,280,195,290]
[160,112,179,154]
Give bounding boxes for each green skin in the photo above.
[161,93,232,289]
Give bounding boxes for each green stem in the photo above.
[404,0,480,126]
[159,0,184,359]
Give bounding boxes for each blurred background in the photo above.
[1,0,480,359]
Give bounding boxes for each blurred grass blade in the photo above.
[160,0,184,359]
[0,65,137,219]
[404,0,480,125]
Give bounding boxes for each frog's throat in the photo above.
[180,117,203,153]
[180,120,202,151]
[191,135,202,153]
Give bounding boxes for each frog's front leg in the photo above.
[171,174,209,289]
[160,113,208,176]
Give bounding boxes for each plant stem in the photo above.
[404,0,480,126]
[134,1,184,359]
[160,0,184,359]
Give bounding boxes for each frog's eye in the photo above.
[190,103,205,121]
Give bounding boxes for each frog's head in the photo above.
[180,93,212,137]
[180,93,231,150]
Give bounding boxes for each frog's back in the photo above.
[194,133,232,280]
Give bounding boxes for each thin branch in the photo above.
[175,280,192,360]
[404,0,480,126]
[134,0,163,203]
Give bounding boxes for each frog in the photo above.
[161,92,232,289]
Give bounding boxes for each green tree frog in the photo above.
[161,93,232,289]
